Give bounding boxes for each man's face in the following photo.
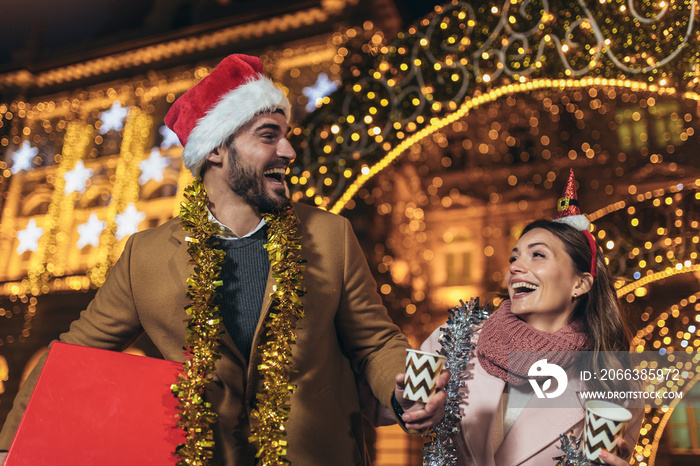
[225,112,296,212]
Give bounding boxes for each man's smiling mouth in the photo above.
[263,167,286,183]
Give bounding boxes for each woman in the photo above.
[395,171,643,465]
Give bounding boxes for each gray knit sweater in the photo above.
[216,227,270,362]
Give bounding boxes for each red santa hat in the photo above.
[164,54,291,176]
[553,168,597,276]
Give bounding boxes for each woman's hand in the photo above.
[598,438,632,465]
[393,370,450,430]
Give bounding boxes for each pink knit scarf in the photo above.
[476,301,593,385]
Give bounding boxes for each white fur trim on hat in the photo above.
[553,214,591,231]
[182,75,291,176]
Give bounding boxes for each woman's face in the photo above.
[506,228,588,333]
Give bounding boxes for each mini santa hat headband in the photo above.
[164,54,291,176]
[552,168,597,277]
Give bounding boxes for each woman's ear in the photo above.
[573,273,594,298]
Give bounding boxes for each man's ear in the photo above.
[573,273,594,297]
[206,145,226,164]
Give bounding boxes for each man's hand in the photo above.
[0,450,7,465]
[393,370,450,430]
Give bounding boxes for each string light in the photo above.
[26,122,94,294]
[88,108,152,287]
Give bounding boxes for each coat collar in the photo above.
[169,203,305,403]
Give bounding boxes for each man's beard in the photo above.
[227,148,288,213]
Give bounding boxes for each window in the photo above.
[445,250,472,286]
[616,100,684,152]
[667,382,700,453]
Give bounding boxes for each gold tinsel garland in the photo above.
[172,179,225,465]
[250,205,306,465]
[172,179,305,465]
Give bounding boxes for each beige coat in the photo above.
[0,203,409,465]
[421,327,643,466]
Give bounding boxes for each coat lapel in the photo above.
[495,384,584,465]
[245,270,276,397]
[462,362,506,466]
[169,219,249,365]
[244,204,305,406]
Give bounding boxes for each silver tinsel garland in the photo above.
[422,298,490,466]
[554,430,600,466]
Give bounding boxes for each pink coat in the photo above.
[421,327,643,466]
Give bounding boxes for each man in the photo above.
[0,54,445,465]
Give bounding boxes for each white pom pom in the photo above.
[554,214,590,231]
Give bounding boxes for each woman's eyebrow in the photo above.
[527,242,551,250]
[512,242,552,253]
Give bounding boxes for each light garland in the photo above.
[648,375,700,466]
[26,122,94,293]
[615,265,700,298]
[0,122,94,345]
[588,178,699,221]
[0,0,357,89]
[592,180,699,301]
[88,107,152,286]
[172,179,305,465]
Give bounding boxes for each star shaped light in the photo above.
[10,141,39,174]
[76,213,106,249]
[99,101,130,134]
[302,73,340,112]
[63,160,94,194]
[16,218,44,254]
[159,125,181,148]
[115,203,145,240]
[139,148,170,185]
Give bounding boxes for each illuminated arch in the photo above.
[328,80,693,214]
[139,173,180,201]
[289,0,699,212]
[627,292,700,465]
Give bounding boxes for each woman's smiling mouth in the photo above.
[511,281,539,297]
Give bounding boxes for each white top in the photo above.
[503,384,534,436]
[207,208,266,240]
